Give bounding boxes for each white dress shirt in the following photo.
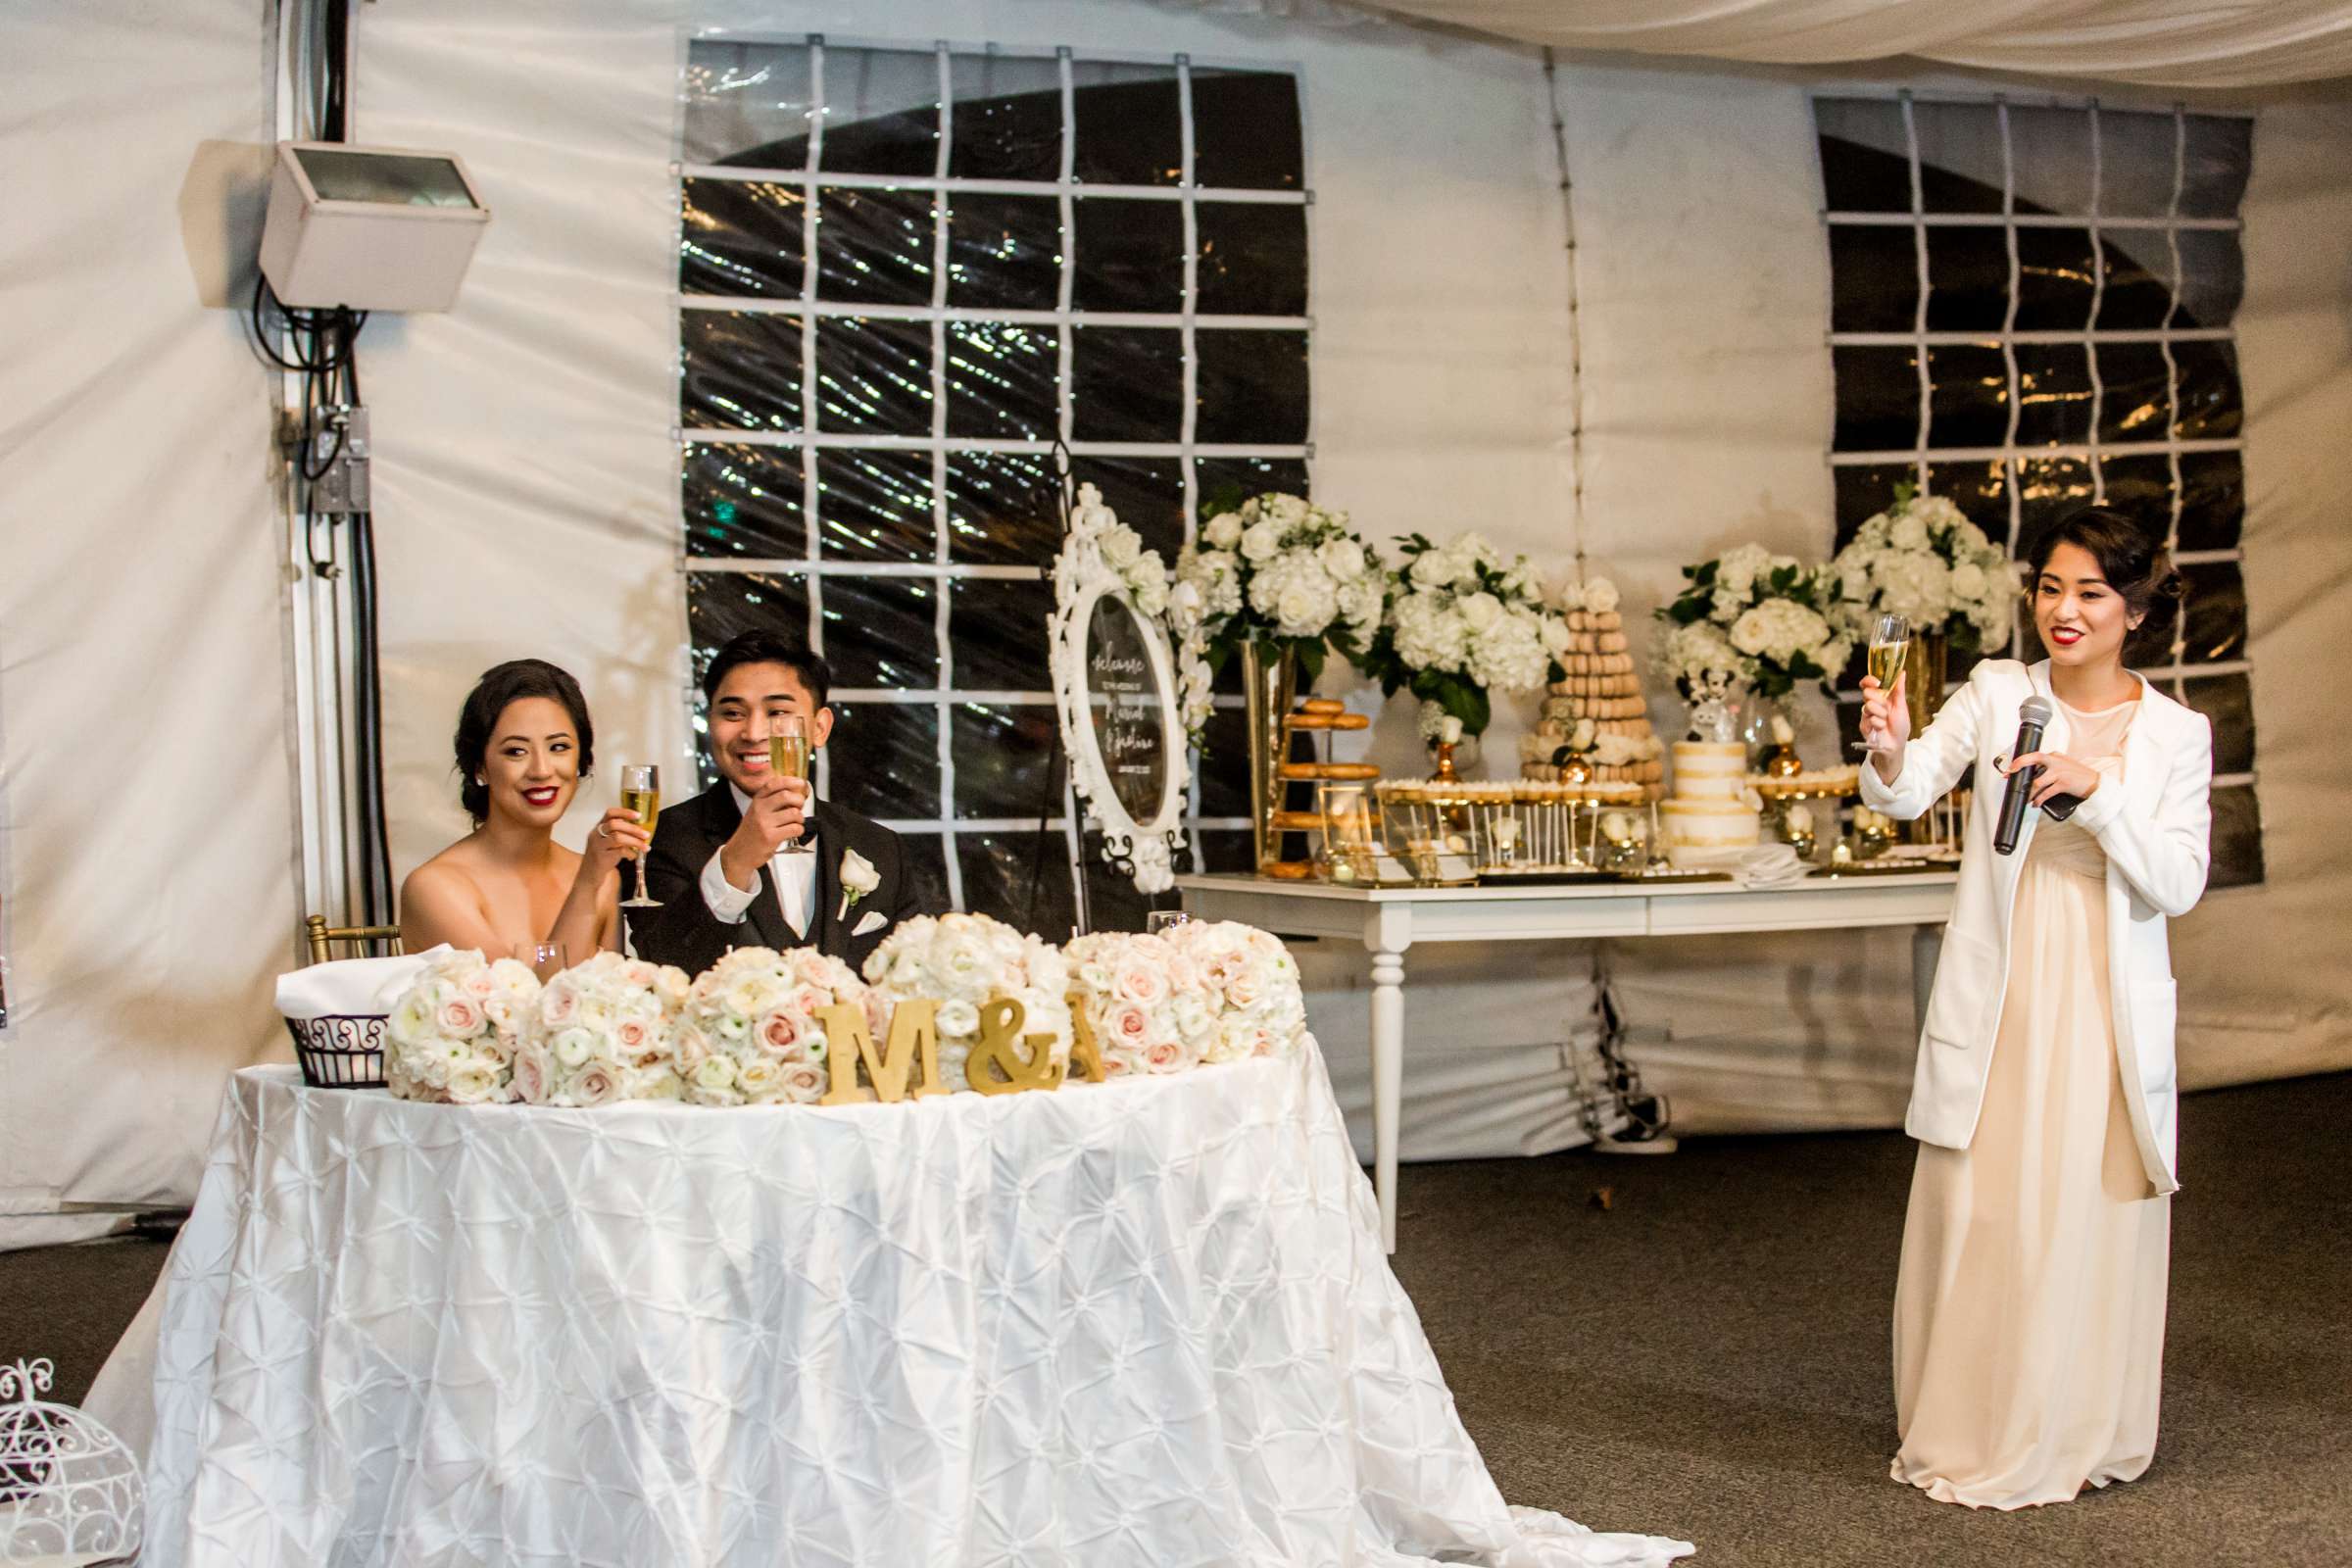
[699,785,820,939]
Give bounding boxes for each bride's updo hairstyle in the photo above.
[2024,506,2185,657]
[454,659,596,824]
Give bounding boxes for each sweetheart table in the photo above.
[1177,870,1960,1251]
[129,1058,1692,1568]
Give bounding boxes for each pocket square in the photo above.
[853,909,888,937]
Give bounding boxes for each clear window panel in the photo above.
[1927,342,2008,449]
[897,828,956,920]
[2180,116,2254,220]
[2095,110,2181,219]
[815,186,935,307]
[1190,828,1254,877]
[945,450,1059,566]
[2013,227,2098,329]
[2003,108,2094,217]
[1834,464,1916,549]
[2095,231,2176,330]
[1194,202,1308,317]
[2096,341,2174,445]
[1813,100,1911,213]
[1830,224,1919,334]
[1195,456,1309,519]
[817,47,941,177]
[2207,782,2264,889]
[949,52,1064,182]
[1922,458,2008,537]
[814,316,932,434]
[814,448,932,564]
[822,575,941,689]
[1070,325,1183,442]
[2095,453,2175,550]
[683,40,813,168]
[1925,226,2008,332]
[1195,329,1309,445]
[1909,101,2006,214]
[946,193,1062,312]
[683,312,803,432]
[825,700,942,819]
[688,570,813,687]
[680,179,805,297]
[945,321,1058,443]
[1832,345,1921,452]
[1070,197,1185,312]
[949,575,1054,691]
[1197,704,1251,819]
[2172,229,2245,329]
[1080,829,1167,938]
[2177,560,2247,665]
[951,703,1063,817]
[1190,70,1302,190]
[1070,61,1181,187]
[956,831,1076,936]
[2175,450,2244,552]
[2178,671,2257,776]
[2012,342,2091,446]
[2014,456,2095,552]
[2172,339,2243,440]
[1073,456,1185,563]
[685,443,805,560]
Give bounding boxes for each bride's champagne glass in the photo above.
[1854,612,1911,754]
[768,713,814,857]
[618,764,661,908]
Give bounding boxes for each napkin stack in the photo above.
[1676,843,1810,890]
[273,945,451,1020]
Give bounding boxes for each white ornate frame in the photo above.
[1048,483,1189,895]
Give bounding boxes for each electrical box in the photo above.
[258,142,490,312]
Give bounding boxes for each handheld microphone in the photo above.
[1993,695,2053,856]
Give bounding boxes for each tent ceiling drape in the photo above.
[1174,0,2352,87]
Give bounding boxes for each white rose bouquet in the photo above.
[386,950,542,1105]
[672,946,860,1107]
[514,952,693,1107]
[1827,483,2016,654]
[1362,531,1571,737]
[1170,491,1383,744]
[1654,543,1851,701]
[1063,931,1215,1077]
[862,912,1072,1088]
[1160,919,1311,1064]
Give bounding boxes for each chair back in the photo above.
[305,914,404,965]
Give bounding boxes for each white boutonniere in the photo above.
[837,848,880,920]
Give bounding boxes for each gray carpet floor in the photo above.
[6,1073,2347,1567]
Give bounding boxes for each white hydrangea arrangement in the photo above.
[672,947,859,1106]
[1827,484,2017,654]
[1362,531,1572,737]
[1168,492,1384,744]
[1653,543,1851,701]
[861,911,1073,1089]
[385,950,542,1105]
[1076,482,1170,618]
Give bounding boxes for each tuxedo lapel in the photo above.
[810,803,847,957]
[704,785,794,952]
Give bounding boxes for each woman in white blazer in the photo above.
[1858,508,2211,1510]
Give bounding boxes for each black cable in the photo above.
[321,0,350,143]
[350,511,395,921]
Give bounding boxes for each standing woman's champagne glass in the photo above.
[768,713,815,857]
[1854,612,1912,754]
[618,763,661,908]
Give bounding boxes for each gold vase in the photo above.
[1239,642,1299,871]
[1901,627,1949,738]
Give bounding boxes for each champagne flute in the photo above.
[618,764,661,908]
[767,713,815,857]
[1853,612,1911,754]
[1146,909,1194,937]
[520,942,567,982]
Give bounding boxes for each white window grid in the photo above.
[1820,91,2256,794]
[673,36,1311,912]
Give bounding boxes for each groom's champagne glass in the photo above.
[619,764,661,908]
[768,713,814,857]
[1854,612,1912,755]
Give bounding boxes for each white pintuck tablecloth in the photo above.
[129,1054,1692,1567]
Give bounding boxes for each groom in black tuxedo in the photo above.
[627,632,926,976]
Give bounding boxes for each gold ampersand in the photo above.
[964,997,1065,1096]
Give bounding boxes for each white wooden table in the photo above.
[1177,869,1959,1251]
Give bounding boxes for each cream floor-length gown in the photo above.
[1890,695,2171,1508]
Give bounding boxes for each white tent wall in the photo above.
[4,0,2348,1237]
[0,0,293,1249]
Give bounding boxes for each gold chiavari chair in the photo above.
[304,914,404,965]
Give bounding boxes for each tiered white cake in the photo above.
[1660,740,1760,866]
[1518,601,1665,797]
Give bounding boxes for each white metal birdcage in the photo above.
[0,1359,143,1568]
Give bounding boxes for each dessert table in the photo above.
[1177,870,1960,1251]
[128,1058,1691,1568]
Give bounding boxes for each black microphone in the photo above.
[1993,695,2053,856]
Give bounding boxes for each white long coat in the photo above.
[1860,658,2213,1193]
